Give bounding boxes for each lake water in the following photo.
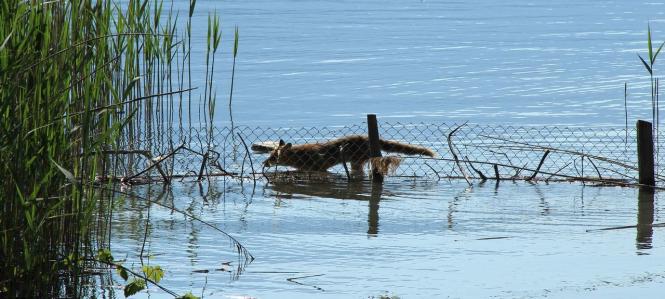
[175,0,665,127]
[110,180,665,298]
[106,1,665,298]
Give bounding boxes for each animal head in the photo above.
[263,139,292,167]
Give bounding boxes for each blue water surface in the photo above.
[110,180,665,298]
[173,0,665,127]
[105,2,665,298]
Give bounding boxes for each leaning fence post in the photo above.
[637,120,655,186]
[367,114,383,183]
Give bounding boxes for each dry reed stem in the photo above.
[447,123,472,186]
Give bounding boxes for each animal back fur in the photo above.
[263,135,435,173]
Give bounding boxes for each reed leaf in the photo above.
[649,24,654,64]
[0,31,11,51]
[654,41,665,65]
[50,159,76,184]
[234,26,239,58]
[639,54,653,75]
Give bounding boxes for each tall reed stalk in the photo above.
[638,24,664,142]
[229,26,239,155]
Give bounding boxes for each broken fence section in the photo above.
[103,122,665,186]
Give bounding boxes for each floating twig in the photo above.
[287,274,325,292]
[454,236,512,241]
[476,236,512,241]
[586,222,665,232]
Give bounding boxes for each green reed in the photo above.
[638,24,664,135]
[1,0,232,297]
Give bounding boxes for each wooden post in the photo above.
[636,120,655,186]
[367,114,383,183]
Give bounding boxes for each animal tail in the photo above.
[379,139,436,157]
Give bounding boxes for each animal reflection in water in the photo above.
[268,178,383,201]
[268,179,384,234]
[258,135,435,175]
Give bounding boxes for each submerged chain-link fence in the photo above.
[108,121,665,185]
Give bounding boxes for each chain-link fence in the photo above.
[108,121,665,185]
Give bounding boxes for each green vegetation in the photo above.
[0,0,230,297]
[97,249,173,297]
[638,24,665,133]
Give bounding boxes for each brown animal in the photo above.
[263,135,435,173]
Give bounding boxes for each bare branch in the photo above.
[448,123,472,186]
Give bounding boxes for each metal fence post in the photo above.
[636,120,655,186]
[367,114,383,183]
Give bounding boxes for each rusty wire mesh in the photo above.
[109,121,665,185]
